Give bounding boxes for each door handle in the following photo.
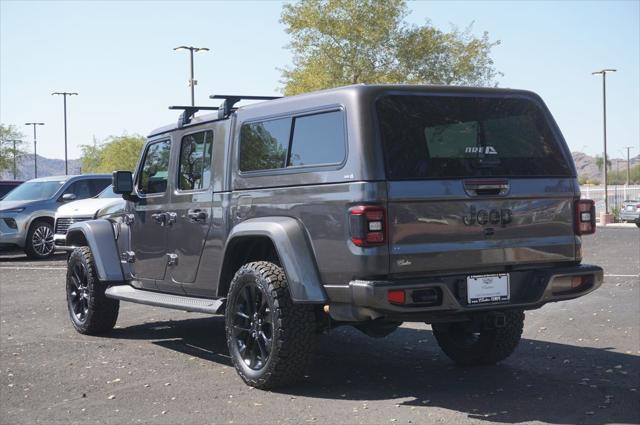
[187,209,208,222]
[151,212,166,225]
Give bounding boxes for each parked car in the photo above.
[54,185,126,251]
[0,174,111,258]
[0,180,24,200]
[620,199,640,227]
[63,85,602,389]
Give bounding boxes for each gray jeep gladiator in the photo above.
[64,85,603,389]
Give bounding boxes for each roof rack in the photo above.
[209,95,282,118]
[169,105,220,127]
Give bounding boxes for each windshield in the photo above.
[377,94,573,180]
[3,180,65,201]
[97,185,118,198]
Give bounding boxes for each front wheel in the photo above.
[25,220,55,259]
[432,310,524,366]
[66,247,119,335]
[225,261,317,389]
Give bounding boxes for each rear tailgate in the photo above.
[376,91,579,277]
[387,178,577,276]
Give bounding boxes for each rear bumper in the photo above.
[620,212,640,222]
[324,264,603,322]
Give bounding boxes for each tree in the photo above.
[80,135,145,173]
[0,124,27,178]
[280,0,501,95]
[594,155,612,172]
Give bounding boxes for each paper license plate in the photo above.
[467,274,510,304]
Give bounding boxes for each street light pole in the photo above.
[24,122,44,178]
[591,69,616,215]
[173,46,209,106]
[52,92,78,175]
[624,146,634,185]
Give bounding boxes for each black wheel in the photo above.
[432,310,524,366]
[25,220,55,259]
[66,247,119,335]
[635,222,640,228]
[225,261,317,389]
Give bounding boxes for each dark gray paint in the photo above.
[73,84,602,321]
[66,219,124,282]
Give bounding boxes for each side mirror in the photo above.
[112,171,134,195]
[61,193,77,202]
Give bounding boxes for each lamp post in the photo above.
[24,122,44,178]
[591,69,616,216]
[52,92,78,175]
[173,46,209,106]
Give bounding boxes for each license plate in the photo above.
[467,273,510,304]
[627,206,634,211]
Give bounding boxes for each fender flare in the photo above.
[222,217,327,303]
[66,219,124,282]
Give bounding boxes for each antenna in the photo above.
[209,95,282,118]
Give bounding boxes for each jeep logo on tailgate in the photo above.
[463,206,512,226]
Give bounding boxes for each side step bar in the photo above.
[105,285,225,314]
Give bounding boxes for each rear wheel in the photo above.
[432,310,524,366]
[65,247,119,335]
[225,261,317,389]
[25,220,55,259]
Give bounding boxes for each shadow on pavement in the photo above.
[109,316,639,424]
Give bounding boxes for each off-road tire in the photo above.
[65,247,119,335]
[25,220,55,259]
[432,310,524,366]
[225,261,317,389]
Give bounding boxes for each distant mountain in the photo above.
[0,155,81,180]
[572,152,640,183]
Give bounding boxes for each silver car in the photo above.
[0,174,111,258]
[620,199,640,227]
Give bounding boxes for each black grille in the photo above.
[55,217,92,235]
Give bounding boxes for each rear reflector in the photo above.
[575,199,596,235]
[387,290,405,305]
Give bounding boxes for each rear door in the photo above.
[376,92,578,277]
[166,128,215,287]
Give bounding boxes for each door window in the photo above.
[66,180,92,199]
[178,131,213,191]
[137,140,171,194]
[89,179,111,196]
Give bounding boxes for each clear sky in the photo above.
[1,0,639,161]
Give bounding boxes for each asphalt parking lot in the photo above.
[1,228,638,425]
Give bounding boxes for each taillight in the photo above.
[575,199,596,235]
[349,205,386,247]
[636,204,640,211]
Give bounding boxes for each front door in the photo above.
[129,139,172,287]
[167,129,214,285]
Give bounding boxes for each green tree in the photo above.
[594,155,612,172]
[80,135,145,173]
[280,0,501,95]
[0,124,27,178]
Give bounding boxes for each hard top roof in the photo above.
[148,84,539,138]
